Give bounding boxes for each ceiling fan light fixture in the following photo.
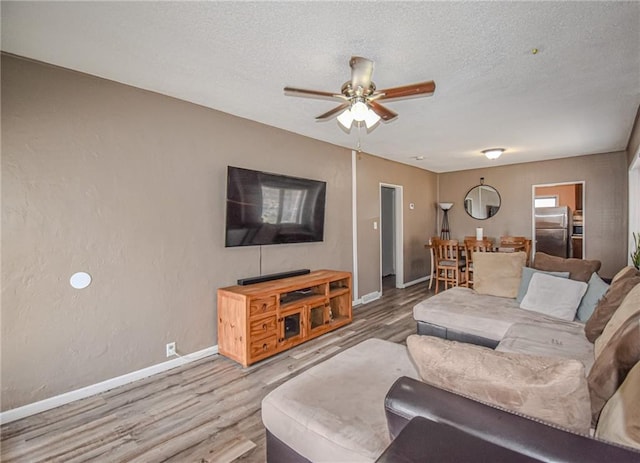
[337,108,354,129]
[350,100,369,121]
[363,108,381,129]
[482,148,505,160]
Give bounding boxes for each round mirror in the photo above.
[464,184,501,220]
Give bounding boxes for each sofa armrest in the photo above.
[384,376,639,462]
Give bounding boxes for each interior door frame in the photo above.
[379,183,404,291]
[531,181,585,260]
[629,147,640,265]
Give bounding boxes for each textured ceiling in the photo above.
[2,1,639,172]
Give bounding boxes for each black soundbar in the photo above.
[237,269,311,286]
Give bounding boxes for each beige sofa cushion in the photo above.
[611,265,640,284]
[595,360,640,450]
[588,313,640,425]
[473,252,526,298]
[595,283,640,357]
[496,322,594,374]
[584,267,640,342]
[532,252,601,283]
[407,335,591,434]
[262,338,419,462]
[413,286,584,343]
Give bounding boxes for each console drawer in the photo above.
[249,296,277,317]
[249,315,277,339]
[250,335,278,358]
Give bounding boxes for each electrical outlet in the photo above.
[166,342,176,357]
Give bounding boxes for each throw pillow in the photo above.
[520,273,588,321]
[594,283,640,358]
[516,267,570,303]
[611,266,639,285]
[532,252,601,283]
[576,272,610,322]
[587,313,640,425]
[595,360,640,450]
[584,267,640,343]
[406,335,591,434]
[473,252,527,298]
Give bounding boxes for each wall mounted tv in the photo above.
[225,166,327,247]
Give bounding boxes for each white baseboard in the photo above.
[361,291,382,304]
[0,345,218,425]
[398,275,430,289]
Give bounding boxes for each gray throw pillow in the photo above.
[516,267,570,303]
[576,272,609,322]
[520,273,588,321]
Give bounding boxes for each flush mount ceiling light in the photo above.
[482,148,505,160]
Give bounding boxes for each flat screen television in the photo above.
[225,166,327,247]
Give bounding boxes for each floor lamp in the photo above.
[439,202,453,239]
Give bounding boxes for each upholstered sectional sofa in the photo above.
[261,253,640,462]
[413,252,603,372]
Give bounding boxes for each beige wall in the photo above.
[439,152,628,278]
[1,55,353,410]
[355,153,438,298]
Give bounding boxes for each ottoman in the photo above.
[261,338,419,462]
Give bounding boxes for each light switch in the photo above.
[373,221,378,230]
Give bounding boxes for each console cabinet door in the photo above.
[308,302,331,336]
[278,306,305,349]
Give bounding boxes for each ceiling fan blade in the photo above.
[350,56,374,93]
[376,80,436,101]
[368,100,398,122]
[315,102,350,120]
[284,87,345,101]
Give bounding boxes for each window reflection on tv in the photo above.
[225,166,327,247]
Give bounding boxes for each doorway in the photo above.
[380,184,404,292]
[532,181,585,259]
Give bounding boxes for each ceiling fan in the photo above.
[284,56,436,130]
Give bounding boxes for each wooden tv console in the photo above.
[217,270,352,367]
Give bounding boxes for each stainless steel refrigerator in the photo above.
[535,206,572,258]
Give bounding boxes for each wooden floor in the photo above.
[1,279,432,463]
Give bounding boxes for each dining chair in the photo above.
[500,236,531,265]
[433,239,466,294]
[500,236,527,246]
[523,239,532,266]
[427,237,440,290]
[464,238,494,288]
